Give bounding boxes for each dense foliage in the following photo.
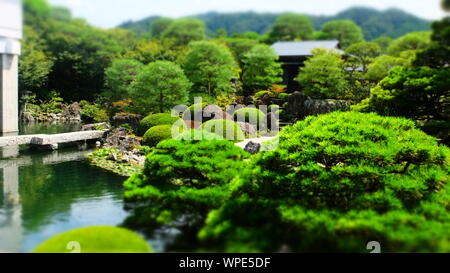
[266,14,314,43]
[296,49,348,99]
[130,61,191,114]
[242,45,283,92]
[123,139,249,232]
[321,20,364,48]
[199,112,450,252]
[355,66,450,144]
[183,41,239,96]
[103,59,144,104]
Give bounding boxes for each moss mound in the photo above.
[143,125,174,147]
[138,113,183,136]
[33,226,152,253]
[201,119,245,142]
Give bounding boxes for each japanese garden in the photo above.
[0,0,449,253]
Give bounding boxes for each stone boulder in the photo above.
[304,100,352,116]
[62,102,81,121]
[81,122,111,131]
[244,141,261,155]
[237,122,256,137]
[105,128,128,147]
[112,113,141,132]
[286,91,309,118]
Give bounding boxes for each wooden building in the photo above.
[272,40,342,92]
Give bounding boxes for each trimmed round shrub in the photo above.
[199,112,450,252]
[138,113,183,136]
[233,108,266,128]
[201,119,245,142]
[143,125,174,147]
[176,129,225,141]
[33,226,152,253]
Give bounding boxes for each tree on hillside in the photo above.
[162,18,206,46]
[387,32,431,56]
[414,17,450,68]
[150,17,174,38]
[183,41,239,97]
[103,59,144,103]
[242,45,283,92]
[345,42,381,72]
[266,14,314,43]
[130,61,191,114]
[295,49,348,99]
[224,38,260,66]
[364,55,407,82]
[372,36,393,53]
[321,20,364,48]
[44,19,122,101]
[443,0,450,11]
[19,26,54,92]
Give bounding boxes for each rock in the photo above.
[121,155,130,163]
[21,112,35,123]
[118,136,141,152]
[113,112,141,132]
[105,128,128,147]
[286,91,309,118]
[107,153,118,161]
[304,99,352,116]
[62,102,81,121]
[244,96,254,105]
[82,122,111,131]
[185,120,202,130]
[237,122,256,136]
[244,141,261,155]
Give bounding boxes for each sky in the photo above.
[48,0,447,29]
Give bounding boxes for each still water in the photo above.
[0,123,128,253]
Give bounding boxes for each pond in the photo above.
[0,123,156,253]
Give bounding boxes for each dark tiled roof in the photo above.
[272,40,341,57]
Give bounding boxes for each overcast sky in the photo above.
[48,0,447,28]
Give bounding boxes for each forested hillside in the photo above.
[119,7,430,40]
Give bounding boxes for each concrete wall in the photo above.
[0,0,22,133]
[0,54,19,133]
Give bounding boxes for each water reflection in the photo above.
[0,123,127,253]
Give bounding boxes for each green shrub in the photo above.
[201,119,245,142]
[80,100,109,123]
[278,93,290,100]
[143,125,174,147]
[123,139,249,228]
[176,129,225,141]
[138,113,184,136]
[233,108,266,129]
[199,112,450,252]
[33,226,152,253]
